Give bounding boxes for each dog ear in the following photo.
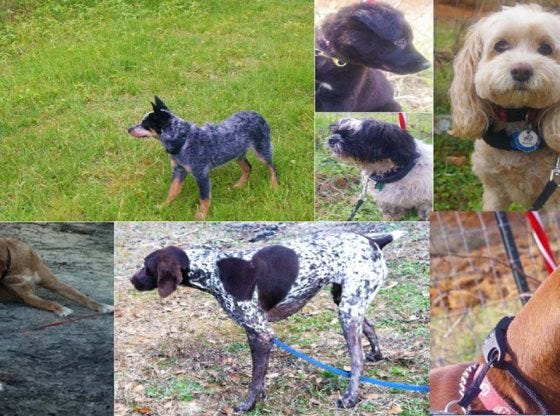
[351,8,400,40]
[153,96,168,112]
[156,258,182,298]
[217,257,257,301]
[449,21,491,138]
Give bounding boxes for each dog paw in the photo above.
[194,211,207,221]
[57,306,74,317]
[233,401,255,413]
[99,304,114,314]
[156,202,169,211]
[366,351,383,362]
[336,393,359,409]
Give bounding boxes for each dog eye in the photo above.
[538,43,553,56]
[394,38,407,49]
[494,40,510,53]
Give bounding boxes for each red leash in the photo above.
[398,112,407,130]
[21,313,102,333]
[526,212,557,273]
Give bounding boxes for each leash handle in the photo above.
[532,156,560,210]
[531,180,558,211]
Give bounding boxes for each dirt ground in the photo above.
[0,222,114,416]
[114,222,429,416]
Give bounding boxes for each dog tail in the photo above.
[365,230,406,250]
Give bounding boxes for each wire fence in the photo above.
[430,211,559,367]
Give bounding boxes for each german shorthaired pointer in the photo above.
[130,231,404,412]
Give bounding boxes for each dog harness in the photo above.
[1,248,11,280]
[482,106,545,153]
[435,316,549,415]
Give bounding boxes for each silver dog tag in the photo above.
[512,129,540,152]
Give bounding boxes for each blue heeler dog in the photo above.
[128,97,278,220]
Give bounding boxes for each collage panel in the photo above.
[315,0,433,113]
[0,0,314,223]
[315,112,433,221]
[0,222,114,416]
[114,222,429,415]
[430,211,560,414]
[434,0,560,212]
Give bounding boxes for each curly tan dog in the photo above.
[0,238,113,317]
[450,4,560,210]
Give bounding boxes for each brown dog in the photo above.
[0,238,113,317]
[430,269,560,414]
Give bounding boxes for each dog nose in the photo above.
[127,127,134,133]
[328,136,340,146]
[511,64,533,82]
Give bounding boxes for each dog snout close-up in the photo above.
[315,1,432,112]
[447,4,560,211]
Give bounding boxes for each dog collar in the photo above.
[1,248,11,280]
[443,316,549,415]
[483,106,544,153]
[369,153,420,190]
[315,48,347,67]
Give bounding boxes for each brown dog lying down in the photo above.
[0,238,113,317]
[430,268,560,414]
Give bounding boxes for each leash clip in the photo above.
[482,316,512,366]
[549,156,560,184]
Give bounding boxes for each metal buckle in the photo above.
[549,156,560,184]
[482,316,513,366]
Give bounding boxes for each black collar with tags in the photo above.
[482,106,545,152]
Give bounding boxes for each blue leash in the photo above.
[272,338,429,393]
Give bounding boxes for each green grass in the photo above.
[0,0,313,220]
[315,112,433,221]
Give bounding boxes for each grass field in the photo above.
[0,0,313,221]
[315,113,433,221]
[114,222,430,416]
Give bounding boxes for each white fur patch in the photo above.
[58,306,74,317]
[100,304,114,314]
[339,118,363,133]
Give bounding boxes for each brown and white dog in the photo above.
[0,238,114,316]
[430,268,560,414]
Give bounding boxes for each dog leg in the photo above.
[233,157,252,189]
[233,330,272,413]
[6,283,73,316]
[363,317,383,362]
[194,173,211,220]
[38,264,113,313]
[253,148,278,189]
[332,283,379,360]
[159,164,187,209]
[379,204,407,221]
[337,312,364,409]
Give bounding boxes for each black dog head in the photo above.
[318,2,429,74]
[327,118,417,166]
[131,246,190,298]
[127,96,173,138]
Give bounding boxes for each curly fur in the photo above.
[450,4,560,210]
[327,118,433,220]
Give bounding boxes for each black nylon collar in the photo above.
[370,153,420,185]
